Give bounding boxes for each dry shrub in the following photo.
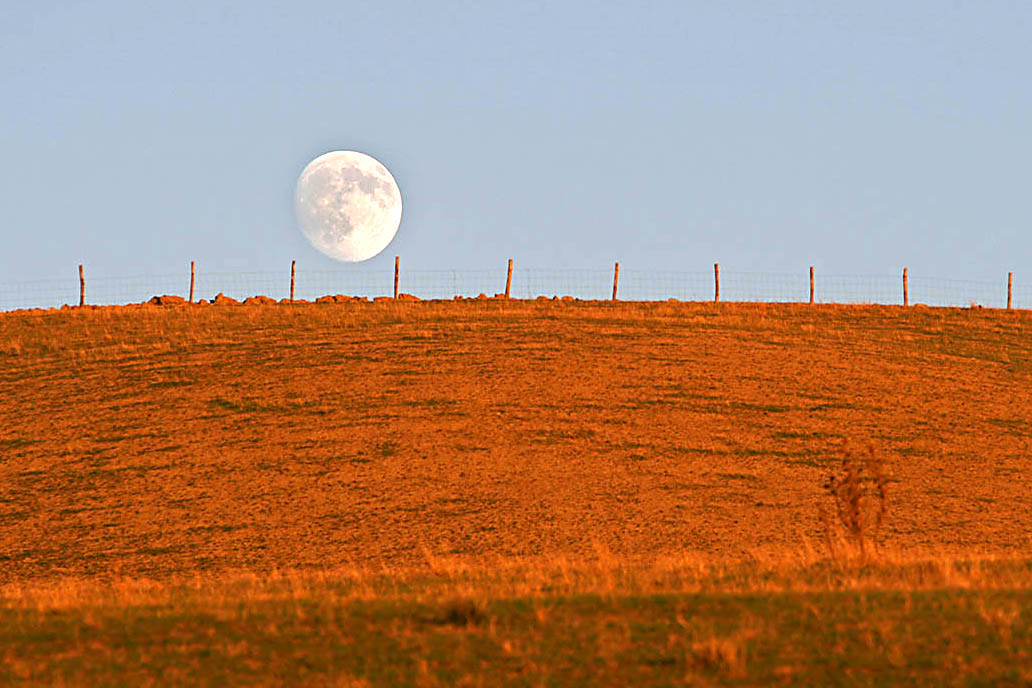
[819,440,888,565]
[690,636,746,675]
[436,598,487,627]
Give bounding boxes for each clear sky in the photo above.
[1,1,1029,284]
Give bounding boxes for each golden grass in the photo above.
[2,300,1032,586]
[5,300,1032,683]
[2,549,1030,613]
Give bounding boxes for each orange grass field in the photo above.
[1,299,1031,684]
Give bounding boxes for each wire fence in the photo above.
[0,265,1028,312]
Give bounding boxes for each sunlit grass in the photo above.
[3,300,1032,683]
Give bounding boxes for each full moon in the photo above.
[294,151,403,262]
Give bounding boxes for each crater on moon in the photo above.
[294,151,403,262]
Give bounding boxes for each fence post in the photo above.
[1008,272,1013,310]
[505,259,513,298]
[394,256,400,299]
[612,262,620,301]
[78,264,85,307]
[903,267,909,307]
[189,261,195,303]
[290,260,296,302]
[809,266,815,305]
[714,263,720,303]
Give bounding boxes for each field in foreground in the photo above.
[2,299,1032,683]
[2,556,1031,686]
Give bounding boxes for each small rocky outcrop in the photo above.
[147,295,187,306]
[315,294,365,303]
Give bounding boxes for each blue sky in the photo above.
[1,1,1030,285]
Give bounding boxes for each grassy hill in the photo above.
[1,300,1030,684]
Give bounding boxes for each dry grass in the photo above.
[2,548,1030,614]
[0,552,1029,685]
[3,300,1032,682]
[2,300,1032,586]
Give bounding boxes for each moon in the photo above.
[294,151,403,262]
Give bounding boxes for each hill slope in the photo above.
[2,300,1031,582]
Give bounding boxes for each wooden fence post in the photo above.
[1008,272,1013,310]
[78,264,85,307]
[612,262,620,301]
[505,259,513,299]
[394,256,400,299]
[903,267,909,307]
[809,266,815,305]
[714,263,720,303]
[290,260,296,302]
[189,261,195,303]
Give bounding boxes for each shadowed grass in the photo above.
[0,554,1030,686]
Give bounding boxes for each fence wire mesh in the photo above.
[0,267,1028,311]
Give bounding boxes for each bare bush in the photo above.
[819,441,888,565]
